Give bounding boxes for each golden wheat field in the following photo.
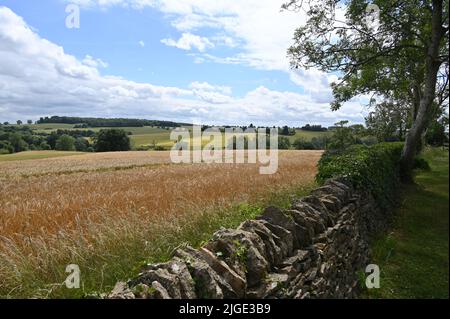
[0,151,172,178]
[0,150,322,297]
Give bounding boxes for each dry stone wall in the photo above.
[108,178,393,299]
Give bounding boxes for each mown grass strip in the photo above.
[367,148,449,299]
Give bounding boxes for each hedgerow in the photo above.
[317,142,404,208]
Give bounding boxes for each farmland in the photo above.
[0,151,172,177]
[18,123,330,149]
[27,124,175,148]
[0,150,322,298]
[0,150,82,162]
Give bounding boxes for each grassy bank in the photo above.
[368,147,449,298]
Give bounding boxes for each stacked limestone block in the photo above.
[109,179,391,299]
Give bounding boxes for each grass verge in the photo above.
[367,147,449,298]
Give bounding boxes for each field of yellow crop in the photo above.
[0,151,173,178]
[0,150,322,298]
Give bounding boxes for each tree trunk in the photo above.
[412,84,421,122]
[399,118,404,140]
[400,0,444,182]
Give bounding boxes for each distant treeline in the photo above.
[301,124,328,132]
[0,126,93,154]
[51,129,97,137]
[0,125,135,154]
[37,116,189,128]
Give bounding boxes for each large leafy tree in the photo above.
[426,109,449,145]
[366,100,411,141]
[9,133,28,153]
[55,134,76,151]
[94,129,131,152]
[285,0,449,181]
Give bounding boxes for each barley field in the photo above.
[0,151,172,178]
[0,151,82,163]
[0,150,322,298]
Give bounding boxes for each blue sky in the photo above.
[0,0,368,126]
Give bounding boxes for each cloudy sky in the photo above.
[0,0,369,126]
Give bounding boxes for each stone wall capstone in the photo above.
[108,178,392,299]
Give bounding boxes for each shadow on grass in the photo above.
[366,148,449,299]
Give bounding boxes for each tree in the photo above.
[426,112,449,146]
[349,124,367,138]
[39,142,51,150]
[293,137,315,150]
[55,135,76,151]
[281,126,290,136]
[328,121,355,150]
[366,101,410,141]
[286,0,449,181]
[311,136,328,149]
[9,133,28,153]
[36,116,185,128]
[302,124,327,132]
[278,136,292,149]
[0,141,14,154]
[74,137,90,152]
[94,129,131,152]
[27,120,33,125]
[46,132,59,150]
[16,120,22,126]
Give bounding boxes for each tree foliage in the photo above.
[94,129,131,152]
[286,0,449,180]
[317,142,404,207]
[9,133,28,153]
[366,101,410,141]
[37,116,187,128]
[426,112,449,146]
[55,135,76,151]
[74,137,90,152]
[278,136,292,149]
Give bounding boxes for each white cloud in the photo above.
[114,1,301,68]
[161,33,214,52]
[82,55,109,68]
[189,82,232,95]
[212,35,239,48]
[289,69,337,103]
[66,0,337,95]
[189,81,233,104]
[138,40,145,47]
[0,6,366,126]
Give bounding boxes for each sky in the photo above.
[0,0,369,126]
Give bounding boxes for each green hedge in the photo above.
[317,142,404,207]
